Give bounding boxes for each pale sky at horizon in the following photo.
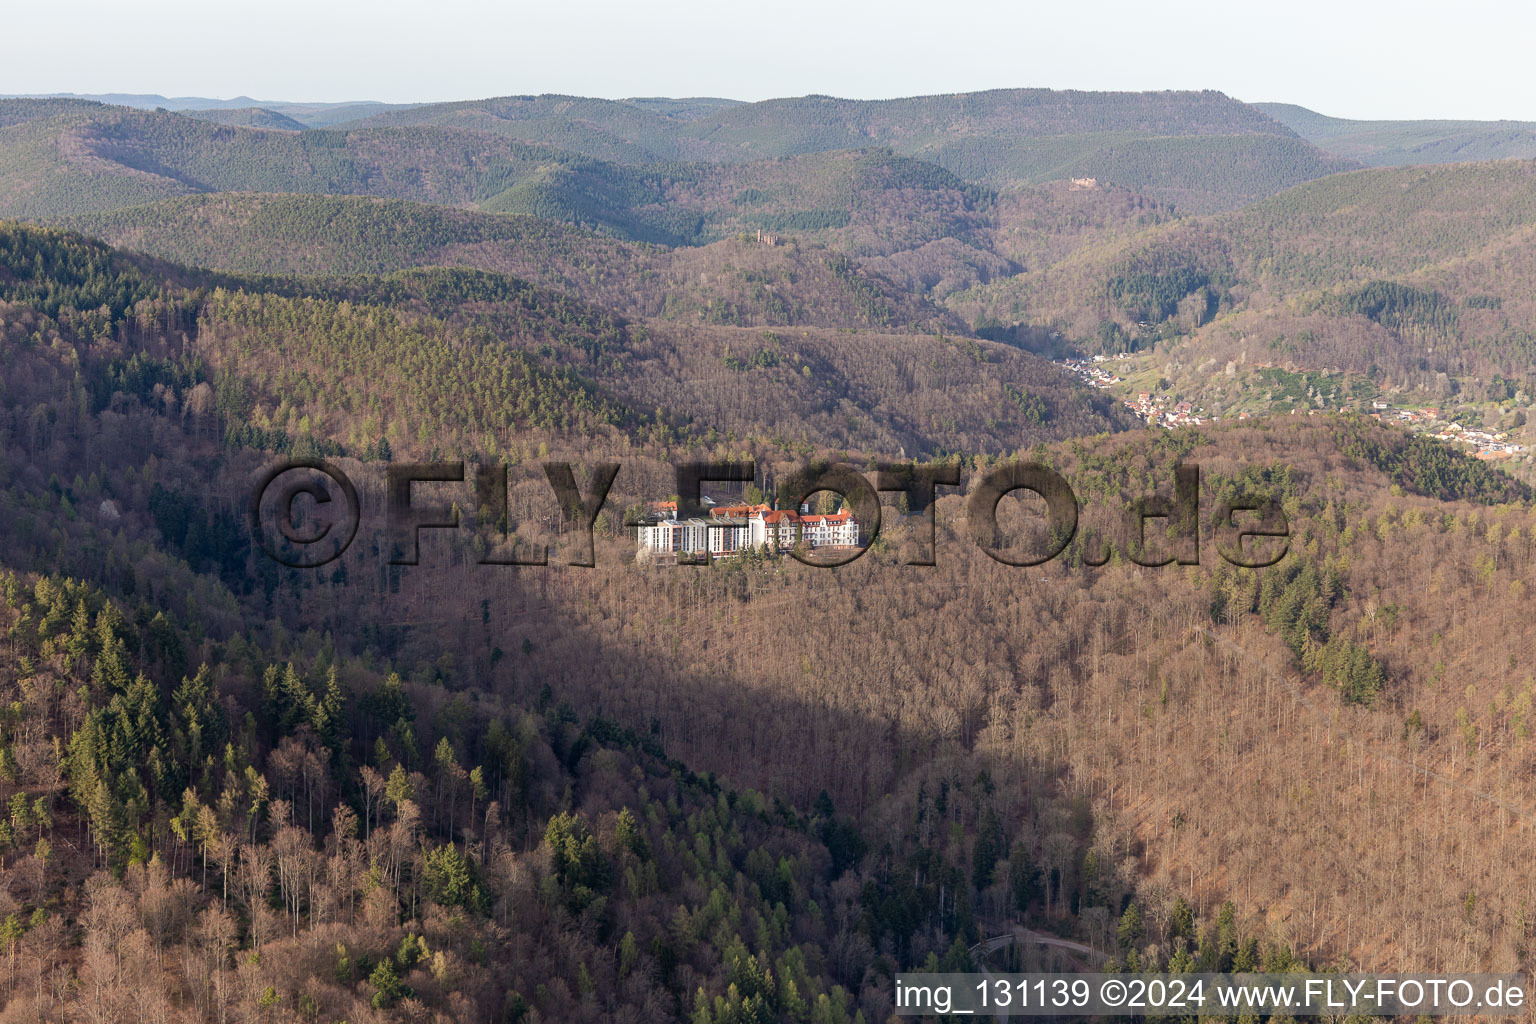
[5,0,1534,122]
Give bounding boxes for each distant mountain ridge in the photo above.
[0,91,278,110]
[328,89,1356,211]
[181,106,307,130]
[0,91,419,127]
[1256,102,1536,165]
[0,88,1357,216]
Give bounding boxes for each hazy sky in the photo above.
[5,0,1533,121]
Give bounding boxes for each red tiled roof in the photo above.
[710,503,772,518]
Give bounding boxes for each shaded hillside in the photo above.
[0,306,1148,1024]
[619,236,965,331]
[1258,101,1536,166]
[602,319,1130,454]
[4,278,1094,1021]
[617,148,992,257]
[8,205,1536,1015]
[11,272,1535,983]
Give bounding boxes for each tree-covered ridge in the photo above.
[50,172,1185,338]
[0,277,1397,1020]
[903,131,1357,211]
[329,87,1352,211]
[0,96,112,128]
[65,193,656,285]
[196,287,644,451]
[1257,102,1536,167]
[179,107,308,131]
[1333,415,1535,504]
[3,556,1312,1022]
[352,87,1289,135]
[329,92,699,161]
[0,219,1124,464]
[0,221,161,319]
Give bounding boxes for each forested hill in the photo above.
[619,95,747,120]
[181,107,308,131]
[334,88,1356,210]
[1256,101,1536,166]
[0,96,107,127]
[61,191,971,333]
[1,103,987,245]
[0,219,1128,455]
[0,104,669,226]
[65,194,657,286]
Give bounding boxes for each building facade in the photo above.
[636,503,860,557]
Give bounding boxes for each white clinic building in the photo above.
[636,502,860,557]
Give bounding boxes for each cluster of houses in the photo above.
[1058,357,1208,428]
[635,500,862,560]
[1367,404,1527,459]
[1371,402,1440,425]
[1429,423,1526,460]
[1127,392,1206,428]
[1058,356,1124,390]
[1065,355,1535,457]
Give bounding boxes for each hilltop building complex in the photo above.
[635,501,861,559]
